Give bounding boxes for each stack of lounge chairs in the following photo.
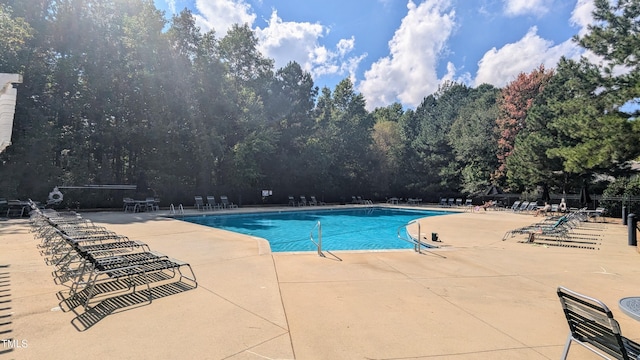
[439,198,472,208]
[502,209,604,249]
[27,201,197,312]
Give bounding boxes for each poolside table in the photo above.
[123,198,159,213]
[619,297,640,321]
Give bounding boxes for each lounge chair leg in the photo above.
[560,334,572,360]
[527,233,535,243]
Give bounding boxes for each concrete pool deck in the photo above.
[1,205,639,359]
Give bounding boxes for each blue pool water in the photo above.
[182,207,453,252]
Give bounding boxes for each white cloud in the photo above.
[570,0,595,36]
[359,0,456,110]
[166,0,177,14]
[254,11,366,81]
[193,0,256,35]
[503,0,552,17]
[474,26,581,87]
[569,0,604,67]
[255,11,325,70]
[191,2,365,84]
[485,0,627,86]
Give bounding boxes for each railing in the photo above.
[310,221,323,257]
[397,220,438,254]
[169,203,184,216]
[309,221,342,261]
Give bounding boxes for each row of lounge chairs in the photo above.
[508,200,560,214]
[386,197,422,205]
[289,195,326,206]
[439,198,474,209]
[28,201,197,311]
[509,200,607,220]
[502,209,605,249]
[351,196,373,205]
[194,195,237,210]
[509,201,540,213]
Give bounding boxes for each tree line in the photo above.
[1,0,640,209]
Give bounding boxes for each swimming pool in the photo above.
[182,207,453,252]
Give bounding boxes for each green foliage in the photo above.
[494,65,553,183]
[401,82,470,197]
[578,0,640,72]
[3,0,640,207]
[311,78,375,198]
[449,84,500,195]
[370,105,403,197]
[601,175,640,217]
[0,4,33,71]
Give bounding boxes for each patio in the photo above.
[1,207,638,359]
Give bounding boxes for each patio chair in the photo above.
[194,196,205,211]
[309,196,325,206]
[439,198,447,207]
[299,195,308,206]
[447,198,455,207]
[205,196,221,210]
[502,216,570,240]
[220,195,237,209]
[144,197,158,212]
[70,250,197,310]
[288,196,297,207]
[123,198,137,213]
[516,201,529,212]
[514,223,602,248]
[525,201,538,213]
[557,286,640,360]
[589,207,607,222]
[509,201,521,211]
[455,198,463,206]
[53,232,151,280]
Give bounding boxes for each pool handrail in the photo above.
[309,220,323,257]
[397,220,438,253]
[309,221,342,261]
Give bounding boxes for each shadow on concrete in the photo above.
[0,221,30,236]
[67,280,196,332]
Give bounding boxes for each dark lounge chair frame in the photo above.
[557,286,640,360]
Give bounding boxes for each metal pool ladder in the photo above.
[397,220,439,254]
[310,221,342,261]
[310,221,323,256]
[169,203,184,216]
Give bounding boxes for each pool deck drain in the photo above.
[1,205,638,359]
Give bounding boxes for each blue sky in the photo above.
[152,0,596,110]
